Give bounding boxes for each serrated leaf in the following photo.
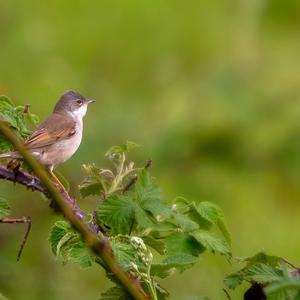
[0,197,10,219]
[134,205,156,228]
[0,96,39,152]
[245,263,283,284]
[49,220,71,255]
[0,95,14,106]
[166,233,203,257]
[142,235,166,255]
[224,253,287,291]
[0,135,13,152]
[172,212,199,232]
[79,179,103,198]
[56,232,76,257]
[49,221,93,268]
[67,241,93,268]
[192,230,231,259]
[152,254,199,278]
[264,277,300,295]
[224,270,245,290]
[98,195,135,235]
[193,202,231,244]
[135,170,171,218]
[241,252,283,267]
[80,163,106,198]
[110,236,146,272]
[100,285,133,300]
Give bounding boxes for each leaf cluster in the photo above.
[0,96,39,152]
[225,252,300,299]
[49,142,232,299]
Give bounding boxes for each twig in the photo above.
[0,164,100,234]
[23,104,30,114]
[0,216,32,261]
[223,288,232,300]
[0,121,149,300]
[122,174,138,194]
[122,160,152,195]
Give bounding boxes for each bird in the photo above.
[0,90,95,181]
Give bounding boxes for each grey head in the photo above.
[53,90,95,116]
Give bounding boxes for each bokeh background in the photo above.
[1,0,300,299]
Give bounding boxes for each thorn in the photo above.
[24,104,30,114]
[145,160,152,169]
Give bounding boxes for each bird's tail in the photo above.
[0,151,21,159]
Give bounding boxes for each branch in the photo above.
[0,165,100,234]
[0,121,149,300]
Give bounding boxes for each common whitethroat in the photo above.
[0,90,95,178]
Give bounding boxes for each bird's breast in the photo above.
[39,119,83,167]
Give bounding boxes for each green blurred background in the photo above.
[1,0,300,299]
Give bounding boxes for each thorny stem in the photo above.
[0,216,32,261]
[0,121,149,300]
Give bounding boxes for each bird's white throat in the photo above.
[70,104,87,120]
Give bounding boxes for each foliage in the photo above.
[224,252,300,299]
[0,96,39,152]
[4,96,300,299]
[48,141,232,299]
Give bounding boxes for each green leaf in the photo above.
[152,254,199,278]
[0,96,38,139]
[224,270,245,290]
[192,230,231,259]
[49,221,93,268]
[172,212,199,232]
[134,205,156,228]
[56,231,76,257]
[224,252,287,290]
[142,235,166,255]
[135,170,171,218]
[166,233,202,257]
[240,252,283,267]
[79,179,103,198]
[67,241,94,268]
[80,163,106,198]
[49,220,72,255]
[264,277,300,295]
[0,95,13,106]
[0,135,13,152]
[245,263,283,284]
[98,195,135,235]
[105,141,139,158]
[100,285,133,300]
[152,233,202,277]
[0,197,10,219]
[192,201,231,244]
[110,236,146,272]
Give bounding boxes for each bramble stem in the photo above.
[0,121,149,300]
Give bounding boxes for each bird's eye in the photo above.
[76,99,83,105]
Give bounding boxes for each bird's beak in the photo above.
[85,99,96,104]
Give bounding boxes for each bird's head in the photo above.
[54,90,95,118]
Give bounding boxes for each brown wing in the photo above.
[25,113,76,149]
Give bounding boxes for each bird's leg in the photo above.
[47,167,76,210]
[47,166,66,192]
[0,216,32,261]
[7,159,22,179]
